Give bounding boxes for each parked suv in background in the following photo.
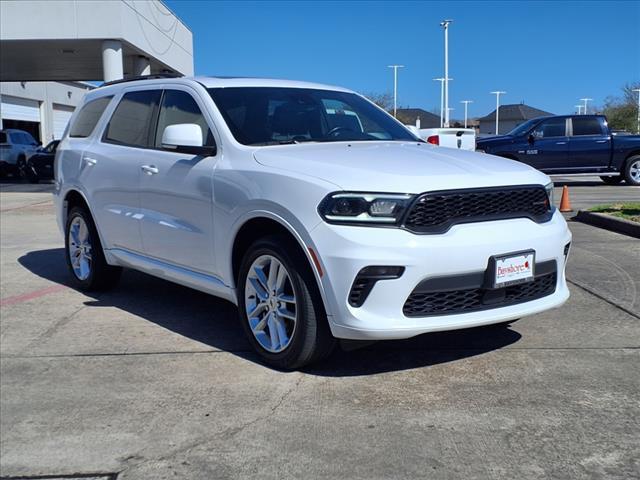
[476,115,640,185]
[0,129,40,177]
[54,75,572,369]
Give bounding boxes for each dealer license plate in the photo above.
[492,251,535,288]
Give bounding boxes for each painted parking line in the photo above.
[0,284,68,307]
[0,200,53,213]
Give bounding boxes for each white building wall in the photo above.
[0,81,92,142]
[0,0,193,79]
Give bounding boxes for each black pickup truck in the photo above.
[476,115,640,185]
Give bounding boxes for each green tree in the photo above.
[601,82,640,133]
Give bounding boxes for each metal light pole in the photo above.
[447,107,454,125]
[580,97,593,115]
[460,100,473,128]
[490,91,506,135]
[633,88,640,134]
[574,104,583,115]
[387,65,404,117]
[433,78,453,128]
[440,20,453,127]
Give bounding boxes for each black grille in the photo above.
[403,185,552,234]
[403,272,557,317]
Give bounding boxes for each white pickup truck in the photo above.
[406,125,476,151]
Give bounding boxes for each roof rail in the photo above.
[100,73,183,87]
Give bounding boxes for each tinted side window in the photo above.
[105,90,162,147]
[0,132,7,143]
[155,90,214,147]
[69,96,113,138]
[533,118,566,138]
[572,117,603,136]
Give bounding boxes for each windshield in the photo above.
[507,119,541,136]
[207,87,417,146]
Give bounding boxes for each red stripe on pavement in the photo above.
[0,285,67,307]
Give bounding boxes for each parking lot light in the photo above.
[461,100,473,128]
[580,97,593,115]
[490,91,506,135]
[387,65,404,118]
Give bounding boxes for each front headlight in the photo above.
[318,192,414,225]
[545,182,554,208]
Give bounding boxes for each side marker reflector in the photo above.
[308,247,323,278]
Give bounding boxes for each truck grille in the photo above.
[403,271,557,317]
[403,185,552,234]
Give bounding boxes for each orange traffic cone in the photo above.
[559,185,573,212]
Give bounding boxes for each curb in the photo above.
[573,210,640,239]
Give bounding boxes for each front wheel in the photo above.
[600,175,623,185]
[237,236,335,369]
[65,206,122,290]
[623,155,640,186]
[16,156,27,180]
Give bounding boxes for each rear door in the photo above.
[137,86,219,274]
[568,116,611,170]
[79,89,161,253]
[524,117,570,171]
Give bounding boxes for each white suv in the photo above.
[54,75,571,369]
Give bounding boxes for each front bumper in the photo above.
[310,210,571,340]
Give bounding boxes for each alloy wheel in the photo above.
[68,216,93,280]
[630,159,640,183]
[244,255,297,353]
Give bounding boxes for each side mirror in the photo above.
[161,123,216,156]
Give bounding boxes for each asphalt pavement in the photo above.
[1,177,638,480]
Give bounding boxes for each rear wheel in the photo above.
[65,206,122,290]
[623,155,640,186]
[237,235,335,369]
[600,175,623,185]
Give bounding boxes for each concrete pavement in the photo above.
[1,180,639,479]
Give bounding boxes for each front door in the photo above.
[138,87,219,275]
[523,117,570,171]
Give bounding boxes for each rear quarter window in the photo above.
[0,132,7,143]
[69,96,113,138]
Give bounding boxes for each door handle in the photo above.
[555,141,567,145]
[83,157,97,166]
[595,140,608,143]
[141,165,159,175]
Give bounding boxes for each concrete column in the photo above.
[133,56,151,76]
[102,40,123,82]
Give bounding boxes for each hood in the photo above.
[253,141,550,193]
[476,135,514,145]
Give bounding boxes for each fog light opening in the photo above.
[348,266,405,307]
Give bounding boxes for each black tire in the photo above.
[65,206,122,291]
[26,164,39,183]
[237,235,335,369]
[622,155,640,186]
[16,156,27,181]
[600,175,623,185]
